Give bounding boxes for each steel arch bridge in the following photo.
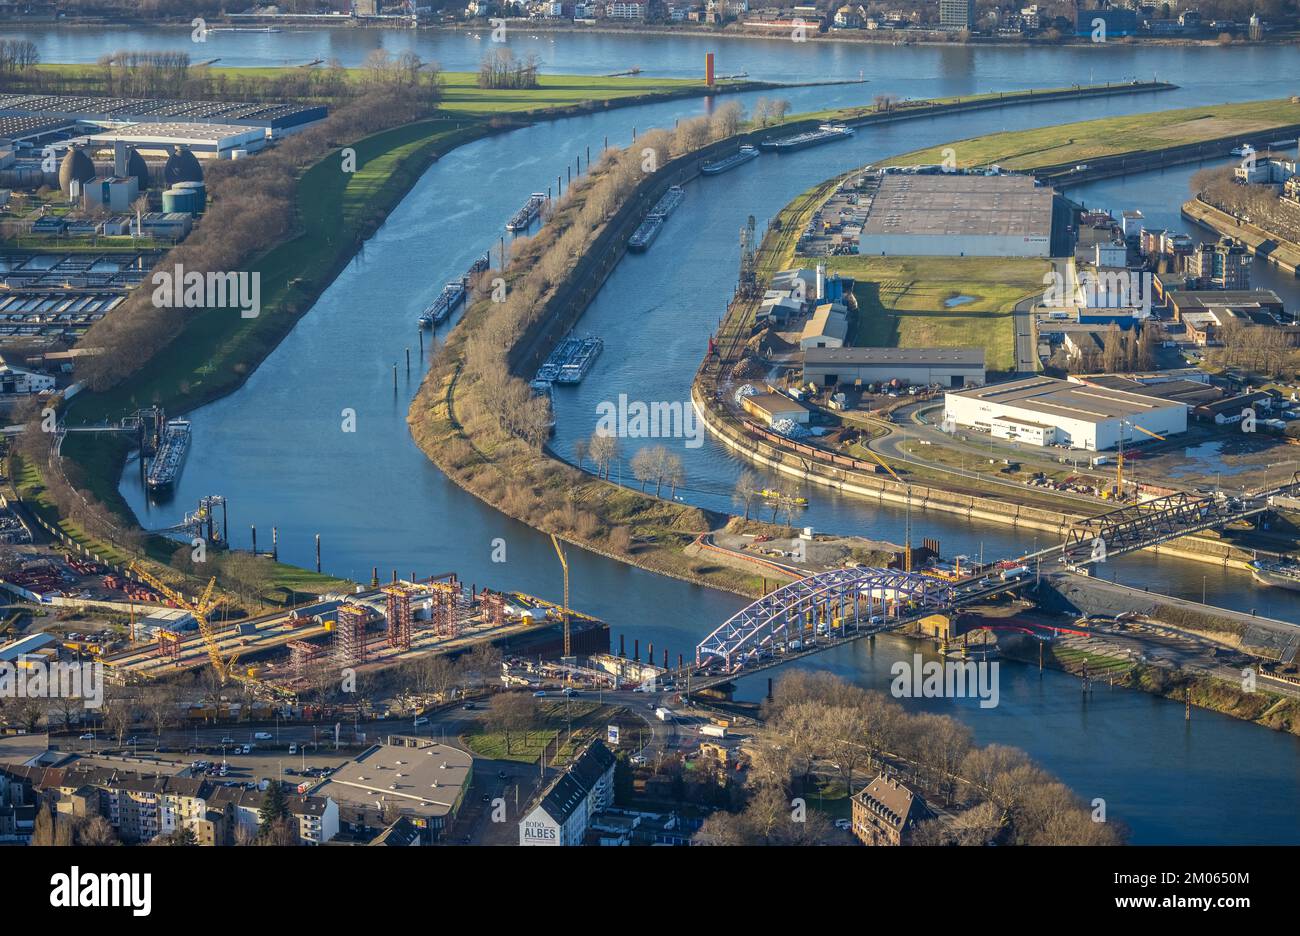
[696,568,956,670]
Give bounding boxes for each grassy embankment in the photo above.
[887,98,1300,170]
[1000,638,1300,737]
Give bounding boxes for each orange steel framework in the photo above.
[335,604,368,666]
[383,585,413,651]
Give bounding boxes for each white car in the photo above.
[79,733,94,741]
[413,716,429,726]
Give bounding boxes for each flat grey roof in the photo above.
[804,346,985,366]
[860,174,1054,238]
[314,737,471,821]
[949,376,1181,423]
[1167,289,1283,310]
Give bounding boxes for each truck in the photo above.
[700,724,728,738]
[1000,565,1030,581]
[654,708,673,722]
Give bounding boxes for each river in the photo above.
[19,26,1300,842]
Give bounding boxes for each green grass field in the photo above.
[887,98,1300,170]
[822,256,1047,373]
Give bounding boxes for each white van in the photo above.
[253,732,273,741]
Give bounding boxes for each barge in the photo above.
[701,144,759,176]
[759,124,855,153]
[628,185,685,252]
[1250,558,1300,593]
[536,335,603,384]
[417,280,467,328]
[506,192,549,232]
[146,418,191,494]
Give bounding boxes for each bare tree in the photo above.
[733,469,761,521]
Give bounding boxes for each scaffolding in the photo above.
[427,582,461,638]
[335,604,368,666]
[156,629,181,660]
[383,585,413,652]
[479,590,508,630]
[287,639,325,680]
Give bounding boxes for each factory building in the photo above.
[944,376,1187,451]
[799,302,849,349]
[519,740,616,846]
[88,122,267,159]
[0,358,55,395]
[803,347,986,388]
[856,175,1058,258]
[741,392,810,426]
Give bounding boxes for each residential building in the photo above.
[939,0,974,29]
[851,774,934,845]
[1186,238,1252,290]
[606,0,647,17]
[519,740,616,845]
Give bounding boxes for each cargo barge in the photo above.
[506,192,549,232]
[1250,558,1300,593]
[146,418,191,493]
[759,123,855,153]
[701,144,759,176]
[536,335,603,384]
[628,185,685,252]
[417,280,466,328]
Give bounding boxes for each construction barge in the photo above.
[536,335,603,384]
[1250,558,1300,593]
[628,185,685,252]
[506,192,549,232]
[416,251,491,328]
[701,144,759,176]
[759,123,855,153]
[145,418,191,494]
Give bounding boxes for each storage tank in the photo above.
[173,179,206,211]
[162,187,200,214]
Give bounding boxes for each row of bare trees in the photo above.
[697,672,1124,846]
[1194,164,1300,243]
[477,48,540,90]
[0,39,39,75]
[1207,317,1300,378]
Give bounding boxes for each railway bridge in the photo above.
[694,474,1300,681]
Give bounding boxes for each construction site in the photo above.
[94,568,608,704]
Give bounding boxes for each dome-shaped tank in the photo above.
[126,147,150,192]
[58,147,96,194]
[163,146,203,186]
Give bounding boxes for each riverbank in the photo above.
[1182,197,1300,276]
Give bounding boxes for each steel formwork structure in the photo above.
[696,568,955,669]
[156,629,181,660]
[384,585,413,651]
[334,604,368,667]
[287,639,324,680]
[479,591,508,630]
[428,582,461,638]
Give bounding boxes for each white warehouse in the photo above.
[943,376,1187,451]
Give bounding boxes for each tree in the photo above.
[78,815,120,846]
[733,469,761,520]
[142,683,177,740]
[159,826,197,846]
[462,642,503,689]
[487,691,535,754]
[588,432,619,481]
[573,437,589,471]
[258,782,290,838]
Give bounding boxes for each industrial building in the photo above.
[799,302,849,349]
[803,347,986,388]
[856,175,1058,258]
[1166,289,1284,323]
[0,92,326,135]
[944,376,1187,451]
[88,122,267,159]
[0,357,55,395]
[741,391,810,426]
[519,740,616,846]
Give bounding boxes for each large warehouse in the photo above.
[943,376,1187,451]
[803,347,986,388]
[857,174,1059,257]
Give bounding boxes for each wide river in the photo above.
[21,26,1300,842]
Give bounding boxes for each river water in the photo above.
[21,26,1300,842]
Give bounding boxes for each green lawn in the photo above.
[888,98,1300,170]
[821,256,1048,373]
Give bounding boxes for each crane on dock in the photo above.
[550,533,571,662]
[867,449,913,572]
[128,563,234,683]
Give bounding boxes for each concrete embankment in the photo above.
[1182,197,1300,276]
[691,382,1269,572]
[1040,121,1300,190]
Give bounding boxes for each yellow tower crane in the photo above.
[550,533,571,661]
[128,563,234,683]
[1117,421,1166,498]
[867,449,913,572]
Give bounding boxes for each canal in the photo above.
[19,26,1300,842]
